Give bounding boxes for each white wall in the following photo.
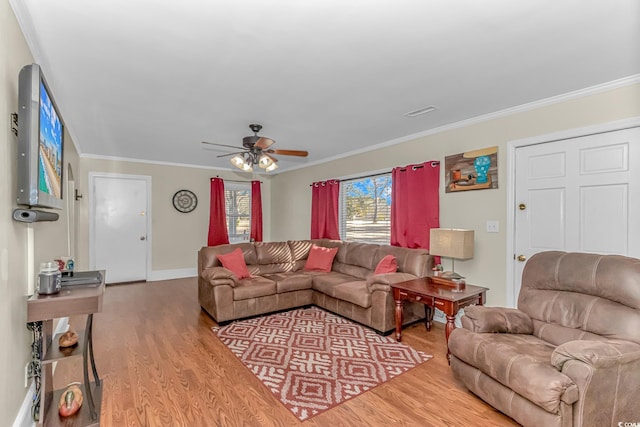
[0,3,36,425]
[76,158,272,276]
[1,1,80,425]
[270,83,640,307]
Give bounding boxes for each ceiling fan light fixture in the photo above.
[265,162,278,172]
[258,154,273,169]
[206,124,306,172]
[230,154,245,169]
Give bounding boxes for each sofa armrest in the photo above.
[551,339,640,370]
[200,266,238,287]
[550,339,640,424]
[366,273,417,293]
[460,306,533,334]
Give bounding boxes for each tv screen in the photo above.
[17,64,64,210]
[38,81,63,200]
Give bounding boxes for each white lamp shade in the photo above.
[265,162,278,172]
[258,154,273,169]
[429,228,474,260]
[230,154,245,169]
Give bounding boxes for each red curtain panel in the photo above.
[310,180,340,240]
[391,161,440,249]
[207,177,230,246]
[250,180,263,242]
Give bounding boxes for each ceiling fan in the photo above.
[202,124,308,172]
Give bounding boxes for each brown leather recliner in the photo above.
[449,251,640,427]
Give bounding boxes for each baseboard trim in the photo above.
[433,308,465,328]
[12,380,35,427]
[147,268,197,282]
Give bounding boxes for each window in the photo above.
[339,174,392,244]
[225,184,251,243]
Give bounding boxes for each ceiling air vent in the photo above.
[404,105,438,118]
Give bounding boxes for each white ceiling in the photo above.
[11,0,640,173]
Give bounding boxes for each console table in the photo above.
[392,277,488,361]
[27,272,105,427]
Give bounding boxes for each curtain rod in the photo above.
[213,176,262,183]
[309,161,440,186]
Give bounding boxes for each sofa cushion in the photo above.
[518,251,640,345]
[309,271,359,297]
[332,262,372,280]
[287,240,313,269]
[449,328,578,413]
[461,306,533,334]
[375,255,398,274]
[263,272,313,293]
[233,276,277,300]
[333,281,371,308]
[374,245,431,277]
[304,245,338,272]
[201,243,257,268]
[217,248,251,279]
[255,241,293,265]
[341,242,379,270]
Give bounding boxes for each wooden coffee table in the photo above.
[392,277,488,360]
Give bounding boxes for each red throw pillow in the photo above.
[217,248,251,279]
[304,245,338,272]
[375,255,398,274]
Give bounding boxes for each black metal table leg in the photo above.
[88,315,101,387]
[83,314,97,420]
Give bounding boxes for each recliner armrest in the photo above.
[551,339,640,370]
[366,273,417,293]
[200,266,238,287]
[460,306,533,334]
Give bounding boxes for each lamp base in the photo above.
[441,271,464,280]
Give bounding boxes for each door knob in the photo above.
[140,236,146,241]
[517,255,526,262]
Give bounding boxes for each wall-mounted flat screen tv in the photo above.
[17,64,64,210]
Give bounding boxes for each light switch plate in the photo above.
[486,220,499,233]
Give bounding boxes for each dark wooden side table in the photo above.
[27,271,105,427]
[392,277,488,361]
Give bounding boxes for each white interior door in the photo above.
[90,174,151,283]
[512,127,640,300]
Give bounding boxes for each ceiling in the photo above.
[11,0,640,173]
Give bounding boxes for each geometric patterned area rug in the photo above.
[212,307,432,421]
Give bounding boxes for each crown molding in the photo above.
[80,153,236,172]
[283,74,640,174]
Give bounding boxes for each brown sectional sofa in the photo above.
[449,251,640,427]
[198,239,434,334]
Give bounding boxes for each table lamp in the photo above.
[429,228,474,279]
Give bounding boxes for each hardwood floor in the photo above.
[55,278,520,426]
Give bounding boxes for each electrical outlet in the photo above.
[486,220,499,233]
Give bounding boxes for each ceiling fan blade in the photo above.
[267,149,309,157]
[264,153,278,163]
[216,151,246,158]
[254,137,275,150]
[202,141,243,150]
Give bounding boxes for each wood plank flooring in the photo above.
[54,278,520,426]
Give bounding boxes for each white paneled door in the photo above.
[513,127,640,298]
[90,174,151,283]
